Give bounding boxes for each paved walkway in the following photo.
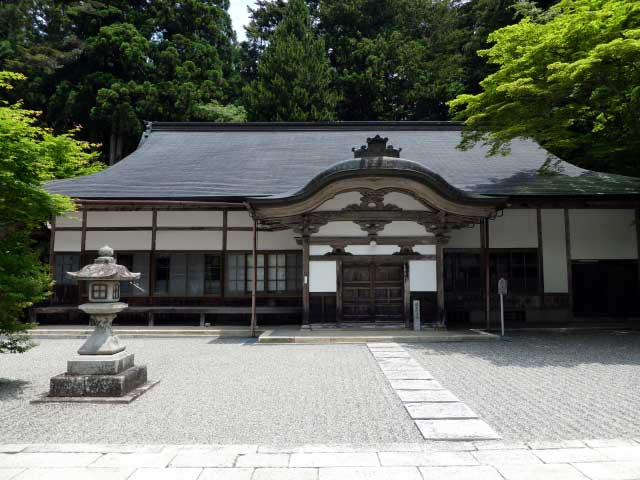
[368,343,500,441]
[2,441,640,479]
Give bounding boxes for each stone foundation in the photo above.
[49,365,148,397]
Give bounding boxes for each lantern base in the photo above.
[48,365,148,398]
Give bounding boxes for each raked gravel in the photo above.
[0,338,421,444]
[405,330,640,441]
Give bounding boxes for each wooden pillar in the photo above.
[250,218,258,337]
[482,218,491,331]
[79,206,88,306]
[221,209,228,301]
[436,242,445,327]
[537,208,545,310]
[49,216,56,280]
[404,261,412,328]
[636,208,640,301]
[148,208,157,305]
[336,259,343,326]
[302,235,310,326]
[564,208,574,321]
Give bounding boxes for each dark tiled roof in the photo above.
[45,122,640,199]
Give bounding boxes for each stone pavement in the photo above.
[368,343,500,441]
[2,441,640,479]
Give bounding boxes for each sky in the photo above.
[228,0,256,42]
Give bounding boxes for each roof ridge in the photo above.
[147,121,463,132]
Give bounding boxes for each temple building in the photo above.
[39,122,640,329]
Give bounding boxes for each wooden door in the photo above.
[342,262,404,322]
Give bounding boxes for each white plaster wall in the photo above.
[85,231,152,250]
[156,231,223,250]
[490,209,538,248]
[227,211,253,227]
[157,211,223,227]
[380,221,430,237]
[258,230,300,250]
[414,245,436,255]
[541,209,568,293]
[55,212,82,228]
[345,245,400,255]
[315,221,365,236]
[409,260,437,291]
[447,224,481,249]
[570,209,637,260]
[226,230,253,250]
[310,245,333,255]
[54,231,82,252]
[309,261,337,292]
[313,192,362,211]
[87,211,152,227]
[384,192,429,210]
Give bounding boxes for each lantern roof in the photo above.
[67,245,140,281]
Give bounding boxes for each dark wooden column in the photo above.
[537,208,545,310]
[302,235,310,326]
[564,208,573,321]
[403,261,411,328]
[250,218,258,337]
[49,216,56,280]
[336,258,343,326]
[79,206,88,305]
[147,208,157,325]
[636,208,640,301]
[436,242,445,327]
[481,218,491,331]
[221,209,228,300]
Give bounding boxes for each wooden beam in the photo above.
[250,218,258,337]
[310,254,435,262]
[482,218,491,331]
[537,208,545,310]
[302,235,310,326]
[299,236,437,246]
[564,208,574,321]
[436,243,445,327]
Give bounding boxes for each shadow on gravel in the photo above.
[405,331,640,368]
[0,378,31,400]
[206,337,257,345]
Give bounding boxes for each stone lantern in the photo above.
[37,245,157,403]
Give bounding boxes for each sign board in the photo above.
[412,299,421,331]
[498,277,508,296]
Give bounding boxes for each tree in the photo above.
[1,0,243,164]
[450,0,640,176]
[0,72,101,353]
[243,0,339,121]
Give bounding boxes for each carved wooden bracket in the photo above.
[352,135,402,158]
[343,189,401,212]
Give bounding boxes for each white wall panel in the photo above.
[54,231,82,252]
[414,245,436,255]
[55,212,82,228]
[157,211,223,227]
[541,209,568,293]
[490,209,537,248]
[86,231,151,251]
[447,224,481,248]
[380,221,430,236]
[345,245,399,255]
[314,192,362,211]
[226,230,253,250]
[570,209,637,259]
[87,211,152,227]
[309,261,337,292]
[227,211,253,227]
[258,230,299,250]
[310,245,333,255]
[315,221,365,236]
[384,192,429,210]
[410,260,437,291]
[156,231,222,250]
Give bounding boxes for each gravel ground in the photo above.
[406,331,640,441]
[0,338,421,444]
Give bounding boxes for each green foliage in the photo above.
[450,0,640,175]
[243,0,339,121]
[1,1,242,164]
[0,71,101,353]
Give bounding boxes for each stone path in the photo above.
[367,343,501,441]
[2,441,640,479]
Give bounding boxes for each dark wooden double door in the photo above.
[342,262,404,322]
